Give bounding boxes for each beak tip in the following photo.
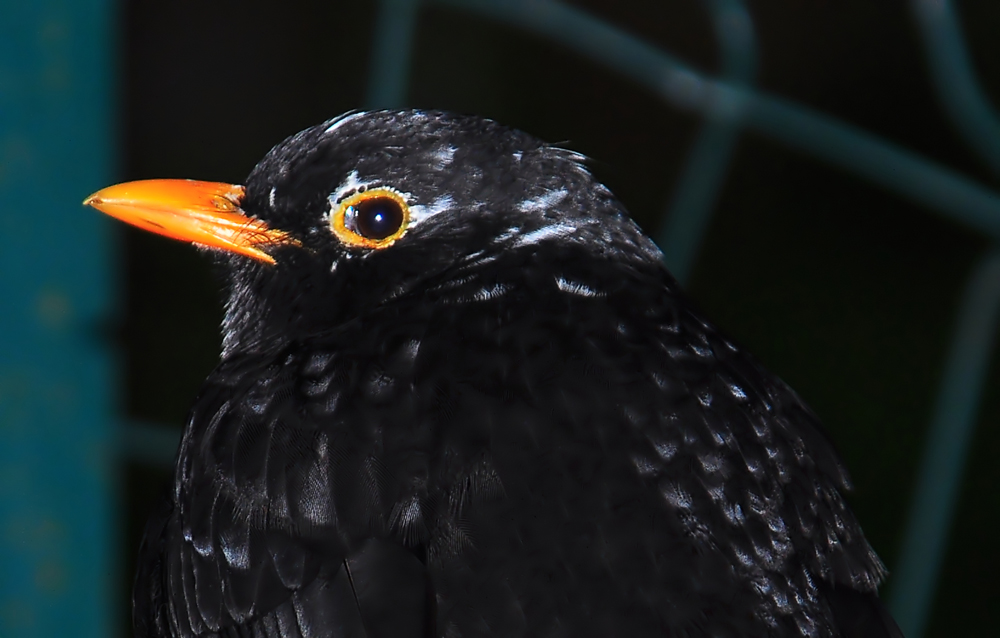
[83,194,100,207]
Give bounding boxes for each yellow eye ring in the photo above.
[330,187,410,249]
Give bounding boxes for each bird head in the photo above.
[85,111,664,355]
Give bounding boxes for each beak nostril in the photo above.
[212,195,238,212]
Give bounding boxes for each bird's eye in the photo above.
[330,188,410,248]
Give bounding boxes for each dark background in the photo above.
[119,1,1000,635]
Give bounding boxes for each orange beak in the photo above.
[83,179,296,264]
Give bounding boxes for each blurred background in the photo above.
[2,0,999,636]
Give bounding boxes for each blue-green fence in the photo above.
[1,1,117,637]
[370,6,1000,632]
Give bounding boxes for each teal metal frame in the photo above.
[0,1,118,637]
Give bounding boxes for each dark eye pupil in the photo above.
[352,197,404,240]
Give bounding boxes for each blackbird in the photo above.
[86,110,902,638]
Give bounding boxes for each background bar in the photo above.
[0,2,118,637]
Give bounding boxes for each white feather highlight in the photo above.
[324,111,366,134]
[515,223,576,247]
[408,194,455,228]
[555,277,604,298]
[516,189,569,212]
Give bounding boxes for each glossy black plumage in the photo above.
[135,110,902,637]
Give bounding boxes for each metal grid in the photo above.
[367,2,1000,637]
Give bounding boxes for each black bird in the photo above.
[86,111,902,638]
